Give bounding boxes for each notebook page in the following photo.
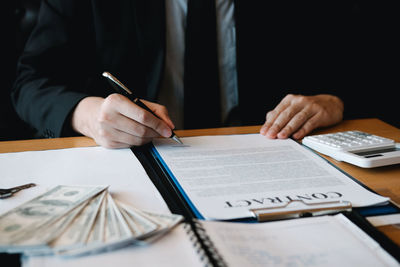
[200,214,399,267]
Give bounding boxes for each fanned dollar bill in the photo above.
[126,205,183,230]
[50,190,107,251]
[116,200,183,238]
[86,194,107,244]
[0,185,183,257]
[0,185,108,251]
[58,193,139,257]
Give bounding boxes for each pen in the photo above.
[102,72,183,144]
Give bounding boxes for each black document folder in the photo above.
[132,141,400,264]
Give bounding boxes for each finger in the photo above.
[95,124,153,148]
[130,107,172,138]
[292,113,321,140]
[99,110,161,139]
[265,104,303,139]
[260,112,274,135]
[276,108,312,139]
[260,101,291,136]
[108,94,172,138]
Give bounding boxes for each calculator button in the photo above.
[303,131,395,152]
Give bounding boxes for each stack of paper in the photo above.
[0,185,183,257]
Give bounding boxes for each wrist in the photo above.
[71,96,104,139]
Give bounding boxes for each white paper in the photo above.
[23,224,204,267]
[153,134,389,220]
[1,146,194,267]
[0,146,169,215]
[200,214,399,267]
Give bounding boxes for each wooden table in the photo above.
[1,118,399,246]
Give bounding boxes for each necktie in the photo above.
[184,0,221,129]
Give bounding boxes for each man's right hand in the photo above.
[71,94,175,148]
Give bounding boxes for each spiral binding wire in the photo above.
[184,220,228,267]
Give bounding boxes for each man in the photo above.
[12,1,346,148]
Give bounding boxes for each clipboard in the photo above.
[250,199,352,222]
[132,143,400,221]
[131,143,400,262]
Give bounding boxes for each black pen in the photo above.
[102,72,183,144]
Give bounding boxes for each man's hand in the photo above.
[260,94,344,140]
[71,94,175,148]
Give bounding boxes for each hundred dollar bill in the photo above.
[35,201,88,245]
[133,210,183,243]
[6,201,88,255]
[116,202,158,239]
[0,185,108,250]
[104,192,120,242]
[126,205,183,229]
[115,200,183,241]
[51,190,106,251]
[86,194,107,245]
[107,193,132,240]
[1,185,184,257]
[58,193,137,257]
[118,205,145,238]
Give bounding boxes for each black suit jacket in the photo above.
[12,1,397,138]
[13,0,167,138]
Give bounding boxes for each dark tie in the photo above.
[184,0,221,129]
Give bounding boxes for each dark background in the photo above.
[234,2,399,128]
[1,0,39,141]
[1,1,399,142]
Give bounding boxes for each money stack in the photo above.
[0,185,183,257]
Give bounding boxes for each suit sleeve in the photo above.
[12,0,95,138]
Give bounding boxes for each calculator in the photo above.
[302,131,400,168]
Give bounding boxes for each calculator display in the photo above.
[352,147,400,158]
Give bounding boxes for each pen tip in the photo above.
[172,135,183,145]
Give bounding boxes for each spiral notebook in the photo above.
[178,213,398,267]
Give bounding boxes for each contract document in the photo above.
[153,134,389,220]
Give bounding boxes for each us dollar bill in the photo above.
[5,201,88,255]
[107,193,132,240]
[0,185,107,250]
[86,194,107,245]
[51,190,106,250]
[104,192,120,242]
[116,201,159,239]
[116,200,183,240]
[58,193,137,257]
[0,185,184,256]
[126,205,183,229]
